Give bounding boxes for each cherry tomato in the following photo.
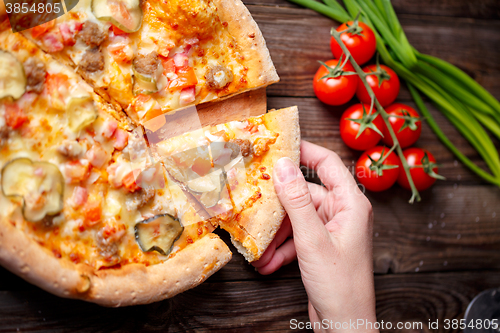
[4,103,28,129]
[330,21,376,66]
[382,103,422,148]
[398,148,441,191]
[313,59,358,105]
[356,64,400,107]
[340,103,384,151]
[356,146,400,192]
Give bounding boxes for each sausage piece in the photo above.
[0,124,10,146]
[79,21,107,47]
[24,58,46,94]
[205,65,233,90]
[57,140,83,159]
[133,51,160,76]
[79,47,105,73]
[126,187,155,211]
[229,139,252,157]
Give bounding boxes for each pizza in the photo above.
[0,5,301,307]
[19,0,279,123]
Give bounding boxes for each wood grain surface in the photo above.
[1,0,500,332]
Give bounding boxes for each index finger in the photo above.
[300,140,358,191]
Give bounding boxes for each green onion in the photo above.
[415,60,497,117]
[288,0,351,23]
[416,52,500,116]
[408,84,500,186]
[322,0,351,20]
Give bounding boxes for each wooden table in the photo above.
[1,0,500,332]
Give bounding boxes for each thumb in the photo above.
[273,157,329,247]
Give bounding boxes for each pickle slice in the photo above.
[134,214,183,256]
[92,0,143,33]
[67,96,98,132]
[0,50,27,100]
[132,67,159,96]
[1,158,64,222]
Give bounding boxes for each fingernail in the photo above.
[275,157,298,183]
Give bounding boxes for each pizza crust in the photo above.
[84,233,231,306]
[213,0,279,90]
[0,216,232,306]
[228,106,301,262]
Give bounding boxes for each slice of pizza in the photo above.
[150,106,300,262]
[0,31,232,306]
[21,0,278,122]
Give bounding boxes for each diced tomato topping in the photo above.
[143,107,163,122]
[179,86,196,106]
[41,33,64,53]
[113,128,129,150]
[168,66,198,90]
[4,103,27,129]
[122,171,141,192]
[112,25,128,36]
[192,157,212,177]
[46,73,68,109]
[30,21,55,38]
[161,57,176,76]
[108,43,134,63]
[132,94,163,121]
[83,200,102,226]
[59,21,83,46]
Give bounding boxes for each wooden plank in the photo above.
[245,5,500,100]
[391,0,500,20]
[374,271,500,333]
[368,184,500,274]
[242,0,500,20]
[0,271,499,332]
[197,88,268,126]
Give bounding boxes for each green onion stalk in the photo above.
[287,0,500,188]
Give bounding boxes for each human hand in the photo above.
[252,140,378,332]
